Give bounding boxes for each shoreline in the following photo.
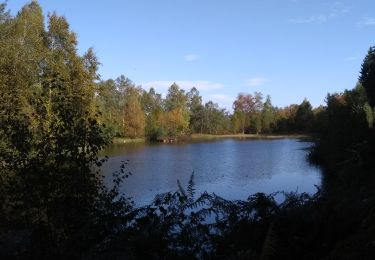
[111,134,312,144]
[190,133,312,141]
[112,137,146,144]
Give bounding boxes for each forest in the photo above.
[1,1,375,259]
[96,76,319,140]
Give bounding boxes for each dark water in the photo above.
[101,138,321,206]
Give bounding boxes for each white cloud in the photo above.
[344,56,359,61]
[208,94,234,110]
[289,2,350,24]
[330,2,350,17]
[209,94,232,101]
[358,18,375,26]
[184,54,199,62]
[142,80,224,92]
[289,15,327,24]
[247,77,268,87]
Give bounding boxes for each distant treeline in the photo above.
[96,77,322,140]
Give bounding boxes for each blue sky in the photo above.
[6,0,375,110]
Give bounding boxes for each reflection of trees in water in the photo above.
[100,142,147,156]
[101,139,320,206]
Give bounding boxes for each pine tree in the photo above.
[359,46,375,107]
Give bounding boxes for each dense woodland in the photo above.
[1,2,375,259]
[97,75,319,140]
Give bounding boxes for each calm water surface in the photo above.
[101,139,321,206]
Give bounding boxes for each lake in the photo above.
[101,138,321,206]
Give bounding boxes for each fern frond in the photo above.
[187,171,195,201]
[177,179,187,201]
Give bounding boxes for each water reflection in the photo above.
[101,138,321,206]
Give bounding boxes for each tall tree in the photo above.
[164,83,190,136]
[142,87,163,116]
[0,3,122,257]
[233,94,251,134]
[261,95,276,133]
[203,101,230,134]
[295,99,314,132]
[123,87,145,138]
[359,46,375,107]
[165,83,188,110]
[0,1,46,161]
[95,79,123,137]
[142,88,165,140]
[0,2,10,24]
[233,92,263,134]
[187,87,204,133]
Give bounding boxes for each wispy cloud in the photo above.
[344,56,359,62]
[247,77,268,87]
[330,2,350,17]
[208,94,234,110]
[289,15,327,24]
[184,54,199,62]
[209,94,232,101]
[289,2,350,24]
[142,80,223,92]
[358,18,375,26]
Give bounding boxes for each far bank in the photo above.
[111,133,312,144]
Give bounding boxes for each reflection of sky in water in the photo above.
[101,139,321,206]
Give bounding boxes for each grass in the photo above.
[112,137,146,144]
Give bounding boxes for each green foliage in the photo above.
[307,54,375,259]
[94,78,317,138]
[0,2,10,23]
[0,3,132,258]
[1,76,133,259]
[249,113,262,134]
[233,92,263,134]
[6,2,375,258]
[311,84,370,165]
[108,179,324,259]
[231,110,245,133]
[187,87,205,133]
[142,88,165,140]
[73,171,315,259]
[202,101,231,134]
[123,86,145,138]
[274,105,298,133]
[261,95,276,133]
[363,102,374,127]
[359,46,375,107]
[294,99,314,132]
[95,79,123,137]
[165,83,188,111]
[164,83,190,136]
